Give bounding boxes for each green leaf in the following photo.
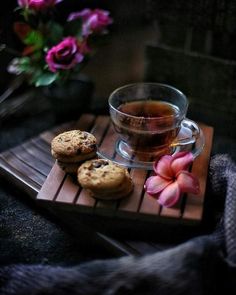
[32,50,42,60]
[24,30,43,49]
[35,72,58,87]
[18,57,32,71]
[19,56,31,65]
[48,22,64,45]
[64,19,82,39]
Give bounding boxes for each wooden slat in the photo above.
[22,141,54,164]
[11,145,51,175]
[139,192,161,218]
[76,189,96,211]
[160,196,183,219]
[73,113,96,131]
[117,168,147,217]
[40,131,59,145]
[139,171,161,218]
[183,124,214,221]
[0,156,41,195]
[97,123,116,157]
[56,174,79,204]
[90,115,110,140]
[39,113,97,144]
[37,162,65,201]
[51,121,74,134]
[2,151,46,186]
[30,137,51,152]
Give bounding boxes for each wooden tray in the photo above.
[36,114,213,225]
[0,113,214,249]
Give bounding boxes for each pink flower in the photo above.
[18,0,63,11]
[68,8,113,36]
[144,152,200,207]
[46,37,84,73]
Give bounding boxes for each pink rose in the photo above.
[18,0,63,11]
[68,8,112,36]
[46,37,84,73]
[144,152,200,207]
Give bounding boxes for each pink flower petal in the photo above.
[158,181,180,207]
[176,170,200,194]
[171,152,194,175]
[144,175,171,197]
[153,155,173,179]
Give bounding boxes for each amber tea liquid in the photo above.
[115,100,180,154]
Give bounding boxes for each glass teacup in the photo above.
[107,83,204,168]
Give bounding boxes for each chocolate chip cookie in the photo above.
[77,159,133,200]
[51,130,97,173]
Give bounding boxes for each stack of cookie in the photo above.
[51,130,97,174]
[51,130,134,200]
[77,159,133,200]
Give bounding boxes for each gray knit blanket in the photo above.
[0,154,235,295]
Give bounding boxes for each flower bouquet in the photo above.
[0,0,112,123]
[6,0,112,87]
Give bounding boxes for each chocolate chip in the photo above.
[89,144,96,149]
[92,160,109,169]
[93,162,101,168]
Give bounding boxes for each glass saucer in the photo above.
[97,125,205,170]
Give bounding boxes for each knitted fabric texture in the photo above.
[210,154,236,265]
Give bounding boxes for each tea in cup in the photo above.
[109,83,203,164]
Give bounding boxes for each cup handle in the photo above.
[171,118,200,146]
